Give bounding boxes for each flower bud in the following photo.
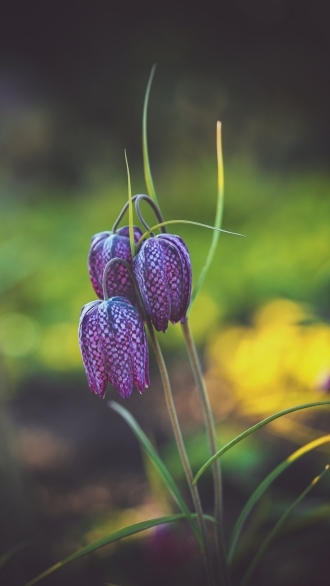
[79,296,149,399]
[133,234,192,332]
[88,226,143,301]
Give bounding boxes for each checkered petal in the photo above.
[158,234,192,322]
[88,232,111,298]
[98,297,149,399]
[78,300,107,398]
[88,226,143,301]
[79,297,149,400]
[133,234,192,332]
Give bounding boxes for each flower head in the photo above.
[88,226,143,301]
[78,296,149,399]
[133,234,192,332]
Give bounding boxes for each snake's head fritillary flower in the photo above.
[88,226,143,301]
[133,234,192,333]
[78,296,149,399]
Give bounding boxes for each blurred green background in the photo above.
[1,1,330,585]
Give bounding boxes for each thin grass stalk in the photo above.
[193,400,330,484]
[240,466,329,586]
[147,323,216,586]
[182,318,229,586]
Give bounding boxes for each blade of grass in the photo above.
[142,64,159,208]
[193,401,330,484]
[190,121,224,310]
[109,400,201,546]
[0,539,32,571]
[228,433,330,564]
[124,150,135,258]
[181,318,229,586]
[240,465,329,586]
[136,219,244,247]
[24,513,215,586]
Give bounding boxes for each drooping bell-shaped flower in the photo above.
[133,234,192,333]
[88,226,143,301]
[78,296,149,399]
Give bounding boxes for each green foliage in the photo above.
[193,401,330,483]
[109,401,201,546]
[24,514,215,586]
[240,466,329,586]
[228,434,330,564]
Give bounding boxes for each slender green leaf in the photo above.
[24,513,215,586]
[240,466,329,586]
[109,400,201,545]
[193,401,330,484]
[0,539,32,571]
[190,121,225,309]
[136,219,244,247]
[124,150,135,258]
[142,64,159,208]
[228,433,330,564]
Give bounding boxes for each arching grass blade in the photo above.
[240,465,329,586]
[24,513,215,586]
[25,514,214,586]
[0,540,32,571]
[193,401,330,484]
[142,64,159,207]
[190,121,224,309]
[228,434,330,564]
[109,400,201,546]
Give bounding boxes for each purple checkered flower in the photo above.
[88,226,143,301]
[78,296,149,399]
[133,234,192,333]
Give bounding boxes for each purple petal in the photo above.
[78,300,107,397]
[134,239,171,332]
[159,238,185,323]
[102,234,135,301]
[158,235,192,321]
[97,297,149,399]
[88,232,110,299]
[88,226,143,302]
[134,234,192,331]
[118,225,143,242]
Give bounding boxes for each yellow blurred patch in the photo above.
[39,322,82,370]
[207,299,330,438]
[189,293,221,342]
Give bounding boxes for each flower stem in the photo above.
[181,318,229,586]
[148,324,216,586]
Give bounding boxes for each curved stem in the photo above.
[181,318,229,586]
[148,325,215,585]
[135,194,167,235]
[112,194,140,233]
[112,194,166,236]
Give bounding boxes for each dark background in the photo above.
[1,0,330,186]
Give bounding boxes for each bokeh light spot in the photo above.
[0,313,39,357]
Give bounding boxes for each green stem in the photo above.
[148,324,216,586]
[182,318,229,586]
[142,65,160,208]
